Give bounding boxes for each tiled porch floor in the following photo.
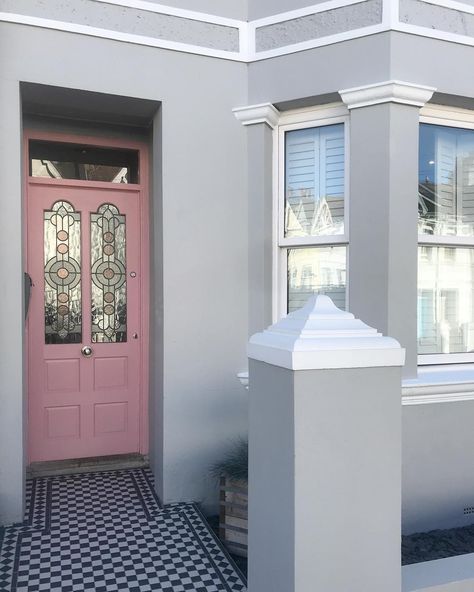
[0,469,247,592]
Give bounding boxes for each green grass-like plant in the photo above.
[211,437,248,483]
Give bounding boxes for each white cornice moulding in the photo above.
[339,80,436,110]
[248,295,405,370]
[232,103,280,128]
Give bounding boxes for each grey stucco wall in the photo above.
[248,0,334,20]
[0,20,248,520]
[403,400,474,534]
[255,0,382,52]
[401,0,474,38]
[141,0,247,20]
[0,80,25,526]
[0,0,239,51]
[248,360,401,592]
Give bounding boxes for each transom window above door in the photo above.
[29,140,139,184]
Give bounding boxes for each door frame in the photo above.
[23,129,150,461]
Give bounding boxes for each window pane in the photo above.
[91,204,127,343]
[285,124,344,238]
[287,246,346,313]
[418,246,474,354]
[419,124,474,237]
[44,201,82,344]
[30,140,138,183]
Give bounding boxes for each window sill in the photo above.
[402,364,474,405]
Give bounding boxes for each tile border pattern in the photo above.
[0,468,246,592]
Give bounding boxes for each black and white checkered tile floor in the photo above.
[0,469,247,592]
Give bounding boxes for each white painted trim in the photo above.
[4,0,474,62]
[233,103,280,128]
[248,294,405,370]
[421,106,474,128]
[382,0,399,27]
[339,80,436,110]
[418,235,474,246]
[393,21,474,51]
[278,103,349,125]
[402,389,474,405]
[0,12,243,61]
[279,235,349,247]
[419,0,474,18]
[93,0,244,27]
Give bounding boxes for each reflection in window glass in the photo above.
[419,124,474,237]
[285,124,344,238]
[418,246,474,354]
[287,246,346,312]
[30,141,139,183]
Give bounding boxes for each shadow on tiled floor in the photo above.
[0,469,247,592]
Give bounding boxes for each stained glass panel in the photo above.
[91,204,127,342]
[44,201,82,343]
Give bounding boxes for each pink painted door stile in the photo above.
[27,178,143,462]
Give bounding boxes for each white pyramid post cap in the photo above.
[248,295,405,370]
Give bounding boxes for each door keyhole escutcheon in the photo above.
[81,345,93,357]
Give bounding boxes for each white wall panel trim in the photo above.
[3,0,474,62]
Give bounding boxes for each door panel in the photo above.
[28,181,142,462]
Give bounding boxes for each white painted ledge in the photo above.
[402,364,474,405]
[403,553,474,591]
[248,295,405,370]
[339,80,436,110]
[232,103,280,128]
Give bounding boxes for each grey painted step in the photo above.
[27,453,149,479]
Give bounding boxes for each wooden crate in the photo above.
[219,476,248,557]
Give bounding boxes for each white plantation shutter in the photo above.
[435,131,456,228]
[285,124,344,237]
[319,126,345,226]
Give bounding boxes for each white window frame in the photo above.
[273,103,350,321]
[418,104,474,365]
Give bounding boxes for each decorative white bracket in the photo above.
[339,80,436,110]
[248,295,405,370]
[232,103,280,128]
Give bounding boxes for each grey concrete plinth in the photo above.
[247,295,405,592]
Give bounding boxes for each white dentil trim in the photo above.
[248,294,405,370]
[339,80,436,110]
[233,103,280,128]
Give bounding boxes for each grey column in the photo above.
[247,295,405,592]
[233,103,279,336]
[247,122,273,336]
[340,82,435,378]
[0,79,25,525]
[348,102,420,377]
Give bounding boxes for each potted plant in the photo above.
[211,438,248,557]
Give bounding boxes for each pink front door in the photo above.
[27,176,145,462]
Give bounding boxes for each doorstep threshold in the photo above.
[27,453,148,479]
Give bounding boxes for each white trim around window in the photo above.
[418,105,474,366]
[274,103,350,321]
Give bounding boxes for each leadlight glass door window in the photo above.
[43,200,128,344]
